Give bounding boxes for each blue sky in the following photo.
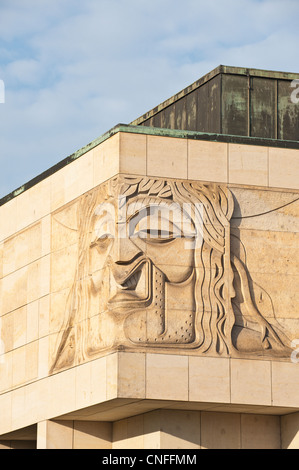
[0,0,298,198]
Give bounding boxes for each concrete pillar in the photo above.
[73,421,112,449]
[112,410,281,449]
[37,419,112,449]
[0,440,36,449]
[113,410,201,449]
[281,412,299,449]
[37,420,73,449]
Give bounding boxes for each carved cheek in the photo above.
[88,241,113,291]
[89,247,106,274]
[90,269,104,291]
[146,238,194,283]
[162,264,194,284]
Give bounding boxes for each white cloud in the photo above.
[0,0,298,198]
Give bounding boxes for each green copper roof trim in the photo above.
[1,123,299,207]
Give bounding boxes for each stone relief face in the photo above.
[88,194,197,342]
[50,175,292,373]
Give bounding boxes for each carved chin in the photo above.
[107,291,152,314]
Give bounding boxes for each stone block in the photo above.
[0,198,17,243]
[269,147,299,190]
[201,411,241,449]
[146,353,188,401]
[230,359,272,406]
[188,140,228,182]
[37,420,73,449]
[119,132,147,175]
[281,411,299,449]
[189,356,230,403]
[228,143,268,186]
[118,352,146,399]
[241,414,280,449]
[272,362,299,408]
[73,420,112,449]
[93,133,120,188]
[147,135,188,179]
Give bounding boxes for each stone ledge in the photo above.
[1,351,299,436]
[1,124,299,208]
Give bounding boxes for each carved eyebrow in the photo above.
[126,197,185,220]
[127,195,172,210]
[92,213,115,239]
[128,203,196,239]
[94,202,116,219]
[127,206,180,233]
[93,213,114,230]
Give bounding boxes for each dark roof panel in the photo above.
[130,65,299,141]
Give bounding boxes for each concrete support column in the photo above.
[113,410,201,449]
[281,412,299,449]
[113,409,282,449]
[37,420,112,449]
[37,420,73,449]
[0,440,36,449]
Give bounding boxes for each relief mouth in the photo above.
[108,253,145,286]
[120,270,142,290]
[107,259,152,310]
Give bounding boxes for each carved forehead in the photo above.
[108,176,191,201]
[107,176,233,212]
[93,187,201,233]
[102,175,233,226]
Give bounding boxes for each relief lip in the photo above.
[108,254,147,287]
[119,270,142,290]
[107,259,152,310]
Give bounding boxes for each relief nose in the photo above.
[109,229,142,265]
[107,231,143,286]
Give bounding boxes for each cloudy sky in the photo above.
[0,0,298,198]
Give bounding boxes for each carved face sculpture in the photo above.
[88,187,197,346]
[86,176,237,354]
[50,175,290,373]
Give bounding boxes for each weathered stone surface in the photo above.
[1,130,299,448]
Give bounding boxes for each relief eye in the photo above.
[141,229,177,244]
[91,217,115,248]
[98,233,113,242]
[135,228,175,239]
[90,232,114,250]
[128,206,197,244]
[130,216,181,243]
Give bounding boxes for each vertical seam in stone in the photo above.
[270,361,273,406]
[105,356,110,400]
[117,352,119,399]
[187,356,190,402]
[199,410,202,449]
[72,419,74,449]
[145,352,147,400]
[240,413,242,449]
[279,414,282,449]
[227,143,229,184]
[229,357,232,404]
